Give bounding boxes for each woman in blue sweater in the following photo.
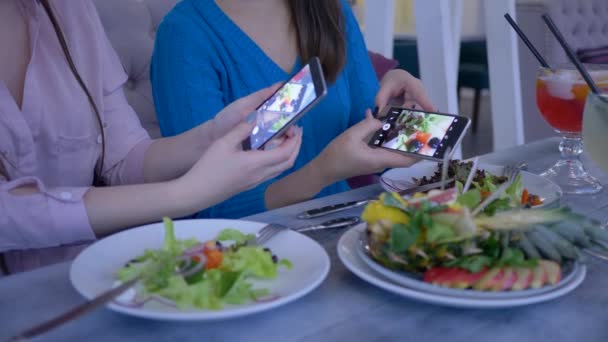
[151,0,434,218]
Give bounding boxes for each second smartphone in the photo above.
[243,57,327,150]
[369,107,471,161]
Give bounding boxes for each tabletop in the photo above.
[2,137,608,342]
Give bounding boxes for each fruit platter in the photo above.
[359,186,606,294]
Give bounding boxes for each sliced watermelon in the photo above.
[539,260,561,285]
[531,265,547,289]
[424,267,487,289]
[473,268,502,291]
[449,268,487,289]
[512,268,533,291]
[423,261,561,291]
[423,267,451,284]
[432,268,466,287]
[497,268,518,291]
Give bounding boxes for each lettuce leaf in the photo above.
[217,228,255,245]
[222,247,285,278]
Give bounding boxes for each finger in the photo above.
[231,83,284,115]
[221,121,256,148]
[283,125,298,138]
[375,83,403,110]
[370,149,419,169]
[402,100,420,109]
[250,126,302,166]
[262,131,302,177]
[349,111,383,138]
[406,88,437,112]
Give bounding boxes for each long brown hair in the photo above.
[288,0,346,83]
[41,0,106,182]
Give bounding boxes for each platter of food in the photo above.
[338,171,606,308]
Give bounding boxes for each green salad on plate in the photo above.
[116,218,292,310]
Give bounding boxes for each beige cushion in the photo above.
[546,0,608,66]
[93,0,178,139]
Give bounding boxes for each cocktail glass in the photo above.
[535,66,608,194]
[582,91,608,227]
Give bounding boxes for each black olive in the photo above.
[428,137,440,149]
[272,255,278,263]
[263,247,271,254]
[407,139,423,153]
[216,241,222,248]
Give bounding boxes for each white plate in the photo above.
[337,224,586,309]
[381,161,562,207]
[70,219,330,321]
[357,231,582,299]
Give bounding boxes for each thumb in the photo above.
[374,85,395,110]
[233,83,283,111]
[221,121,256,148]
[350,109,383,137]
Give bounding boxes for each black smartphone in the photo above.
[242,57,327,150]
[369,107,471,161]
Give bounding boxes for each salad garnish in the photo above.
[412,160,543,211]
[362,188,606,291]
[116,218,292,310]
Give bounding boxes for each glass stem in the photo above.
[559,136,583,162]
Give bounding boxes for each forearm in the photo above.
[84,180,205,237]
[142,123,212,183]
[265,158,336,209]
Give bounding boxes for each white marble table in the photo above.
[2,137,608,342]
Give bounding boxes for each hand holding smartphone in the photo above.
[242,57,327,150]
[369,107,471,161]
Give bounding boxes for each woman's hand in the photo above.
[84,123,300,237]
[143,84,282,183]
[174,122,302,214]
[209,83,282,141]
[315,110,418,185]
[265,110,416,209]
[375,69,436,112]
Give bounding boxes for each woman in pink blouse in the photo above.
[0,0,302,273]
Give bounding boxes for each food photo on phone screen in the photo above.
[250,65,316,150]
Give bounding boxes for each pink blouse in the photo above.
[0,1,153,273]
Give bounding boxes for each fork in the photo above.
[249,223,288,246]
[471,164,522,216]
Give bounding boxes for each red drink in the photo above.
[536,79,585,132]
[534,67,608,195]
[536,69,608,133]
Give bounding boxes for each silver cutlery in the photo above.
[295,216,361,232]
[296,178,455,219]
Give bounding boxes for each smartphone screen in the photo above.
[369,107,470,160]
[243,58,327,150]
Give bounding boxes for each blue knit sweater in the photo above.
[151,0,379,218]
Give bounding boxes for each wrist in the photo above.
[192,121,215,154]
[166,177,199,217]
[307,155,341,191]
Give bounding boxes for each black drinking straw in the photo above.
[504,13,551,69]
[541,14,603,96]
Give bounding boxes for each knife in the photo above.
[296,178,455,219]
[295,216,361,232]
